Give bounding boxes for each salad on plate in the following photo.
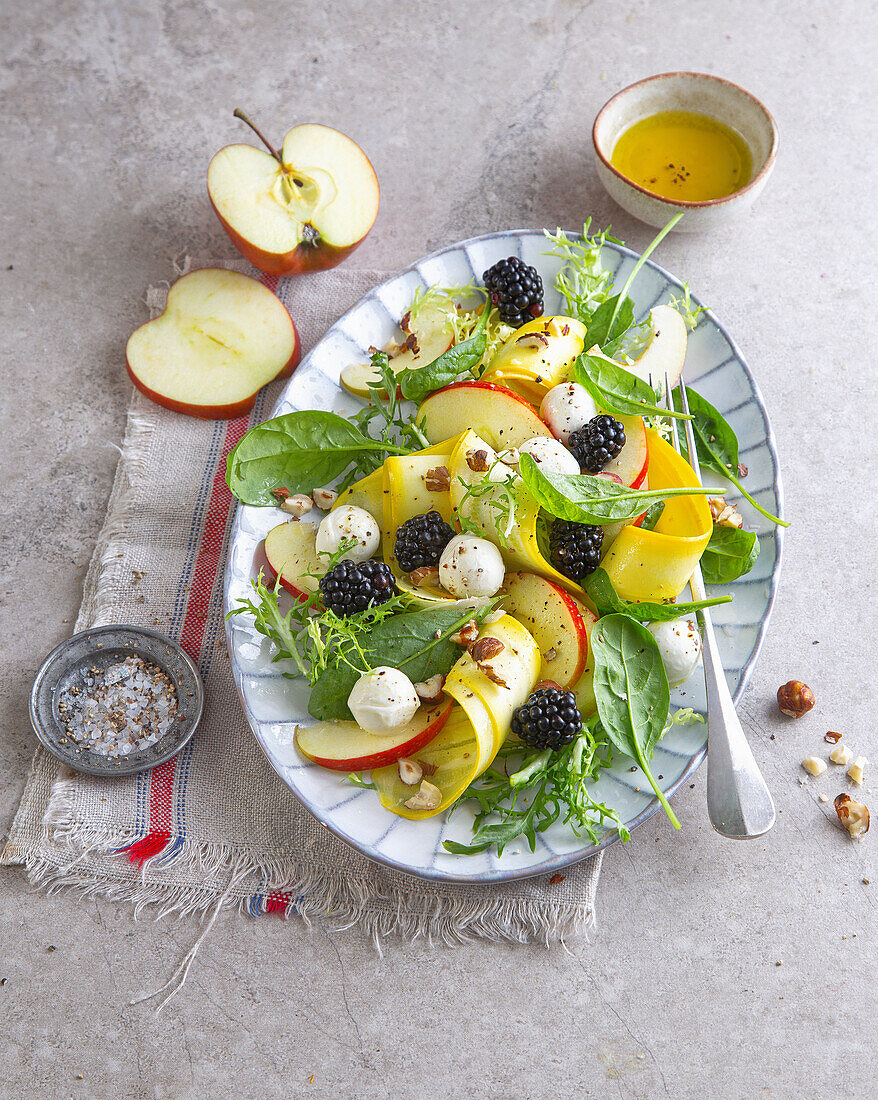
[226,219,785,856]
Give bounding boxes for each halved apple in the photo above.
[296,700,452,771]
[501,572,589,688]
[340,301,454,399]
[126,268,300,419]
[371,706,483,819]
[264,520,322,600]
[482,316,586,399]
[418,382,551,450]
[208,120,379,276]
[623,305,687,389]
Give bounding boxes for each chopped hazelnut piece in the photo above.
[403,780,443,811]
[450,621,479,647]
[424,465,451,492]
[835,793,870,839]
[414,674,445,703]
[802,756,827,777]
[465,449,490,473]
[777,680,815,718]
[409,565,440,588]
[847,756,867,786]
[497,448,520,466]
[397,758,423,786]
[708,497,744,528]
[515,331,550,348]
[825,731,842,744]
[280,493,313,517]
[312,486,338,510]
[819,794,829,803]
[469,636,504,662]
[830,743,853,766]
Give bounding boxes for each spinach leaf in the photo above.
[590,614,680,829]
[519,453,719,525]
[584,567,732,622]
[700,526,760,584]
[307,603,488,721]
[226,411,410,506]
[398,297,490,403]
[639,501,665,531]
[574,352,691,421]
[583,294,635,356]
[673,386,789,527]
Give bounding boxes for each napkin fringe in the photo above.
[22,783,597,945]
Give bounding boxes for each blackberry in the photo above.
[482,256,544,328]
[319,559,396,617]
[394,510,455,573]
[511,686,583,751]
[568,414,626,473]
[549,520,603,581]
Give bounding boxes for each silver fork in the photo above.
[664,376,776,839]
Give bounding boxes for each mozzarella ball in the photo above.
[539,382,599,443]
[348,666,420,734]
[316,505,379,563]
[438,535,505,598]
[518,435,581,475]
[647,617,702,688]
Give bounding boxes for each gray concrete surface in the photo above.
[1,1,876,1097]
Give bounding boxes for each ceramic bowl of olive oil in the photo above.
[592,72,778,231]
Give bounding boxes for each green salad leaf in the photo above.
[398,293,490,403]
[307,602,497,721]
[700,526,761,584]
[584,567,732,622]
[590,614,680,829]
[673,386,789,528]
[574,352,692,421]
[226,410,411,506]
[519,452,721,525]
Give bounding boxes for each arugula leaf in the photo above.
[700,526,760,584]
[398,295,490,403]
[673,386,789,527]
[590,614,680,829]
[226,410,412,506]
[519,452,720,525]
[307,602,496,721]
[584,567,732,622]
[574,352,692,421]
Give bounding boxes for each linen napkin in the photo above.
[2,260,602,944]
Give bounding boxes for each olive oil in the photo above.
[611,111,753,202]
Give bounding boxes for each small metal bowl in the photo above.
[30,624,204,777]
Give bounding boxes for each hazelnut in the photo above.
[425,465,451,492]
[708,497,744,528]
[280,493,313,517]
[847,756,867,786]
[469,636,504,662]
[414,674,445,703]
[801,756,827,777]
[497,448,520,466]
[465,449,490,473]
[312,486,338,510]
[834,793,870,839]
[450,621,480,647]
[403,780,443,811]
[397,758,423,786]
[825,731,842,744]
[409,565,440,588]
[515,331,550,348]
[830,743,853,766]
[777,680,815,718]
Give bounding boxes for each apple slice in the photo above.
[624,305,687,389]
[501,572,589,688]
[601,414,649,488]
[264,520,322,600]
[419,382,551,450]
[340,301,454,399]
[208,115,379,277]
[126,268,300,419]
[570,600,599,718]
[296,700,452,771]
[372,706,483,819]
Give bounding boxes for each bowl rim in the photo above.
[592,70,779,210]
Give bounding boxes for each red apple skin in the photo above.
[126,317,301,420]
[427,380,541,413]
[265,561,312,604]
[297,701,453,771]
[207,138,380,277]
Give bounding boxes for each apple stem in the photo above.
[233,109,284,166]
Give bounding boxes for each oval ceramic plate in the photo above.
[223,230,784,883]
